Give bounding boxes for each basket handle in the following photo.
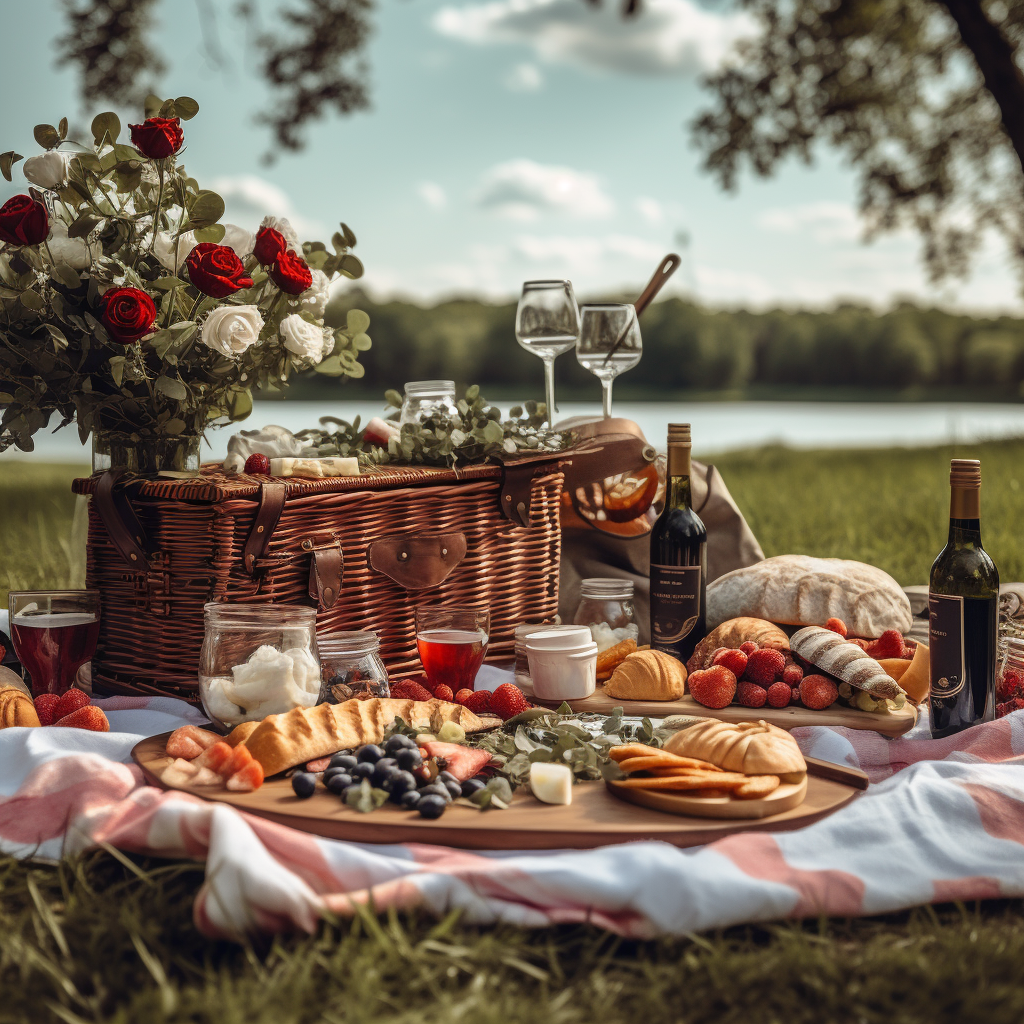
[368,531,467,589]
[559,433,657,492]
[94,470,152,571]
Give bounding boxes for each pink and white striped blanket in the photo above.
[3,695,1024,941]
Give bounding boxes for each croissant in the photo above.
[604,650,686,701]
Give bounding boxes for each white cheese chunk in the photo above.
[529,762,573,805]
[270,456,360,478]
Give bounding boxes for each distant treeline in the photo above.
[317,291,1024,398]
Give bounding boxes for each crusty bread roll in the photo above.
[686,617,790,673]
[706,555,912,638]
[0,686,40,728]
[604,650,687,701]
[790,626,903,699]
[231,698,486,776]
[664,719,805,776]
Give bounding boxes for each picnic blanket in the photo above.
[2,695,1023,941]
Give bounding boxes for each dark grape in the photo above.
[460,778,486,798]
[417,794,447,819]
[356,744,384,763]
[291,773,316,799]
[330,753,358,771]
[385,734,417,754]
[371,758,399,787]
[395,747,422,771]
[399,789,422,810]
[419,782,452,803]
[388,771,417,798]
[325,772,353,794]
[438,771,460,787]
[323,766,349,783]
[351,762,375,780]
[443,779,462,800]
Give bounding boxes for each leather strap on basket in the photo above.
[368,531,467,589]
[94,470,152,571]
[243,481,286,575]
[558,433,657,493]
[304,538,343,609]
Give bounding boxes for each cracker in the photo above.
[734,774,780,799]
[609,743,663,762]
[618,754,722,774]
[613,771,751,790]
[596,638,637,676]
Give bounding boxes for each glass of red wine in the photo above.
[415,604,490,692]
[8,590,101,697]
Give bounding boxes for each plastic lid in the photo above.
[580,578,634,600]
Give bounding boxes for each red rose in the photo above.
[0,195,49,246]
[184,242,254,298]
[100,287,157,344]
[270,249,313,295]
[129,117,184,160]
[253,225,288,267]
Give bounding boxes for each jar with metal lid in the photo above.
[319,631,390,702]
[198,603,322,732]
[996,636,1024,714]
[573,578,639,650]
[401,380,460,429]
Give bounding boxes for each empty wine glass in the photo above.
[575,303,642,419]
[515,280,580,424]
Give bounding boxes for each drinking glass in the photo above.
[575,303,642,418]
[515,280,580,423]
[9,590,101,697]
[415,605,490,692]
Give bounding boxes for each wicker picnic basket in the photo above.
[71,453,572,702]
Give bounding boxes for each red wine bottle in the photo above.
[649,424,707,662]
[929,459,999,738]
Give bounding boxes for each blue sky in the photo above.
[1,0,1020,311]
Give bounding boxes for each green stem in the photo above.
[149,161,165,252]
[187,294,205,321]
[164,283,178,328]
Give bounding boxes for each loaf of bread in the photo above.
[706,555,912,638]
[664,719,805,776]
[228,697,486,776]
[790,626,903,699]
[686,617,791,673]
[604,650,687,701]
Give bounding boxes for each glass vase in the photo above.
[92,431,202,477]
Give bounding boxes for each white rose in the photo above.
[221,223,255,260]
[260,215,300,253]
[48,219,95,270]
[280,313,325,364]
[201,305,265,358]
[299,269,331,318]
[152,230,196,272]
[23,152,72,190]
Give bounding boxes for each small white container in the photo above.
[526,641,598,700]
[523,626,592,650]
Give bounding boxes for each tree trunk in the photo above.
[939,0,1024,173]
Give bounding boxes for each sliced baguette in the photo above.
[790,626,903,700]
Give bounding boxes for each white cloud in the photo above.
[512,233,665,276]
[417,181,448,209]
[635,197,664,225]
[504,62,545,91]
[474,159,614,220]
[756,201,863,244]
[433,0,754,77]
[210,175,328,241]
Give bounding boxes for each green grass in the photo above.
[2,442,1024,1021]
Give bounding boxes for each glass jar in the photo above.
[198,603,322,732]
[319,631,390,702]
[92,430,201,477]
[996,637,1024,715]
[400,380,459,429]
[573,578,639,650]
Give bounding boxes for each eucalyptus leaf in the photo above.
[19,290,43,311]
[340,222,357,246]
[33,124,60,150]
[90,112,121,145]
[145,94,164,118]
[338,254,364,279]
[174,96,200,120]
[0,151,23,182]
[154,376,188,401]
[189,191,225,229]
[194,224,225,244]
[108,356,126,387]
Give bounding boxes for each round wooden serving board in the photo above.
[132,733,858,851]
[607,774,808,820]
[520,683,917,738]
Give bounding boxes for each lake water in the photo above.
[3,400,1024,464]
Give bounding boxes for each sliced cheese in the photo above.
[897,642,930,705]
[269,457,360,478]
[530,762,573,805]
[877,658,912,683]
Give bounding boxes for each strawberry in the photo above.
[490,683,531,721]
[743,648,786,687]
[782,663,804,687]
[824,617,848,638]
[34,693,60,727]
[433,684,455,703]
[739,641,759,656]
[997,697,1024,718]
[712,648,748,677]
[392,679,433,702]
[866,630,905,660]
[55,688,90,721]
[767,682,793,708]
[454,688,475,705]
[244,453,271,475]
[687,666,737,709]
[54,706,109,732]
[998,667,1024,702]
[463,689,493,715]
[736,682,767,708]
[799,675,838,710]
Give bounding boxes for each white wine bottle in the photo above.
[928,458,999,738]
[649,423,707,662]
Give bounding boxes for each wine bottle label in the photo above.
[929,593,966,699]
[650,564,702,644]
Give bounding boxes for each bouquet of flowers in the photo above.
[0,95,370,466]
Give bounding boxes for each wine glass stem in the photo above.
[602,378,614,419]
[543,356,557,424]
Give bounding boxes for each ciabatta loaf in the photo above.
[686,617,790,673]
[229,698,486,776]
[706,555,912,637]
[790,626,903,700]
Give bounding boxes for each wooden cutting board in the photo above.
[133,733,858,851]
[519,682,917,737]
[607,774,808,820]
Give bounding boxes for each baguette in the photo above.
[229,698,486,776]
[790,626,903,700]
